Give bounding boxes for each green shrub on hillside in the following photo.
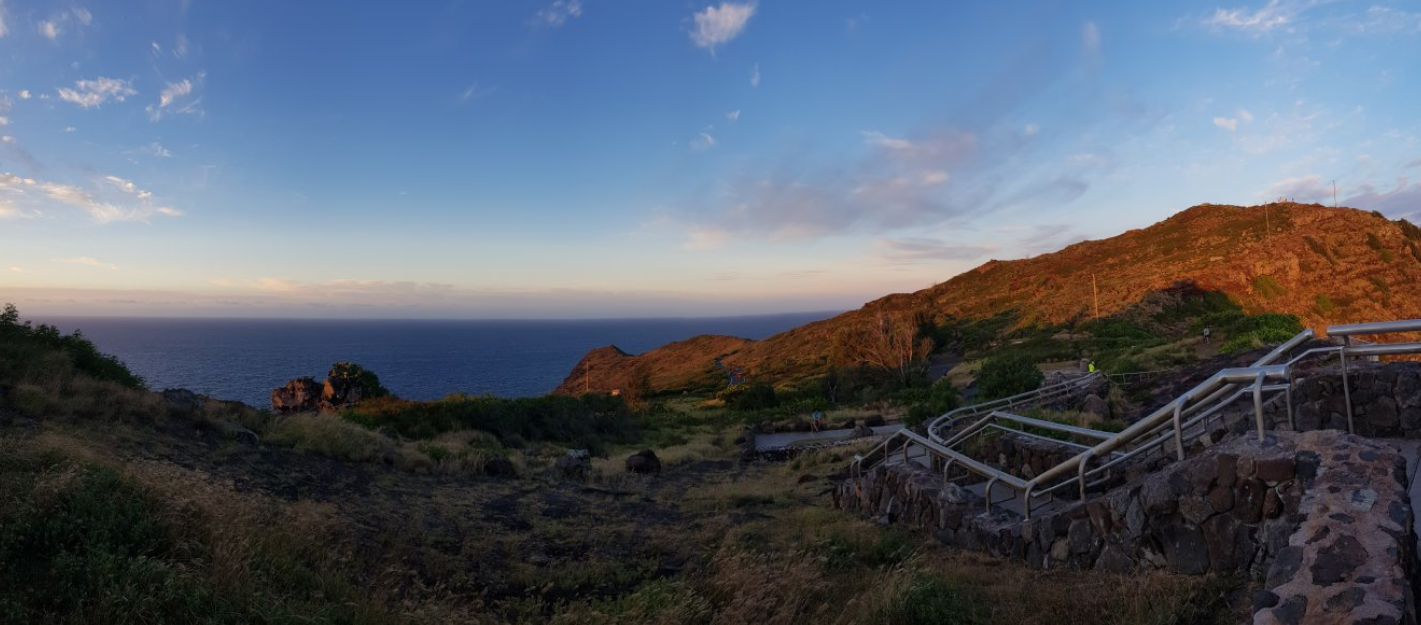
[903,379,961,428]
[0,303,145,390]
[976,353,1043,401]
[1251,275,1286,300]
[1314,294,1335,315]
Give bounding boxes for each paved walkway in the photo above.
[754,424,903,451]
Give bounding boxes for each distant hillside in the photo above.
[557,203,1421,395]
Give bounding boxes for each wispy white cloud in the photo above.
[532,0,583,27]
[875,237,996,264]
[1262,174,1330,202]
[691,132,716,150]
[137,142,171,157]
[690,3,756,53]
[458,83,497,102]
[1212,108,1253,131]
[0,0,8,38]
[58,256,119,270]
[17,90,29,99]
[1205,0,1295,33]
[0,170,181,222]
[147,74,203,121]
[37,7,92,40]
[57,77,136,109]
[726,109,740,122]
[750,63,761,87]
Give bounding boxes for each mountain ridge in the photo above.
[556,203,1421,395]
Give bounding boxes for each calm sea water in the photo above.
[41,313,834,408]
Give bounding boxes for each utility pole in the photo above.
[1092,273,1100,319]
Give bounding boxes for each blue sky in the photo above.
[1,0,1419,318]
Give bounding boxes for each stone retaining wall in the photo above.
[1288,362,1421,438]
[834,430,1415,624]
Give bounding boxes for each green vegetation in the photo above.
[0,303,145,390]
[0,444,388,624]
[1217,313,1304,355]
[341,392,638,455]
[1366,232,1396,262]
[976,353,1044,400]
[1313,294,1335,316]
[1250,275,1287,300]
[902,378,961,428]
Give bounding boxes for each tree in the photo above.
[834,311,935,386]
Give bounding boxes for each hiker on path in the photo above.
[1202,326,1212,344]
[1088,361,1096,373]
[810,410,824,432]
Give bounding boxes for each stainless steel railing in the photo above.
[850,319,1421,520]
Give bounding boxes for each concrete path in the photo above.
[755,424,903,451]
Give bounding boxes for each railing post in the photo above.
[942,458,954,485]
[1077,450,1094,500]
[984,477,998,514]
[1253,372,1266,442]
[1340,341,1355,434]
[1286,374,1295,431]
[1023,484,1035,520]
[1172,399,1186,461]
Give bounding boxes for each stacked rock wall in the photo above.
[834,430,1416,623]
[1288,362,1421,438]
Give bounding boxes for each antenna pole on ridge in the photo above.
[1092,273,1099,319]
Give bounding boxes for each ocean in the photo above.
[42,313,835,408]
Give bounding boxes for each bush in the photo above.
[0,303,145,390]
[340,392,639,454]
[903,379,960,428]
[976,353,1043,401]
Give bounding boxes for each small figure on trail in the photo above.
[1088,361,1096,373]
[1202,326,1212,344]
[810,410,823,432]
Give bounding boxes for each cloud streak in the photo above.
[0,171,181,223]
[57,77,137,109]
[532,0,582,27]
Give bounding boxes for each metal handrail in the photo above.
[927,372,1100,439]
[851,321,1421,520]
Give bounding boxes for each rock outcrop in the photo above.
[271,362,390,414]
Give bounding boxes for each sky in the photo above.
[1,0,1420,319]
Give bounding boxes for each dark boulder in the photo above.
[863,415,887,427]
[625,449,662,475]
[484,456,517,477]
[162,388,205,415]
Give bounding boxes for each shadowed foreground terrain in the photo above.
[0,305,1240,624]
